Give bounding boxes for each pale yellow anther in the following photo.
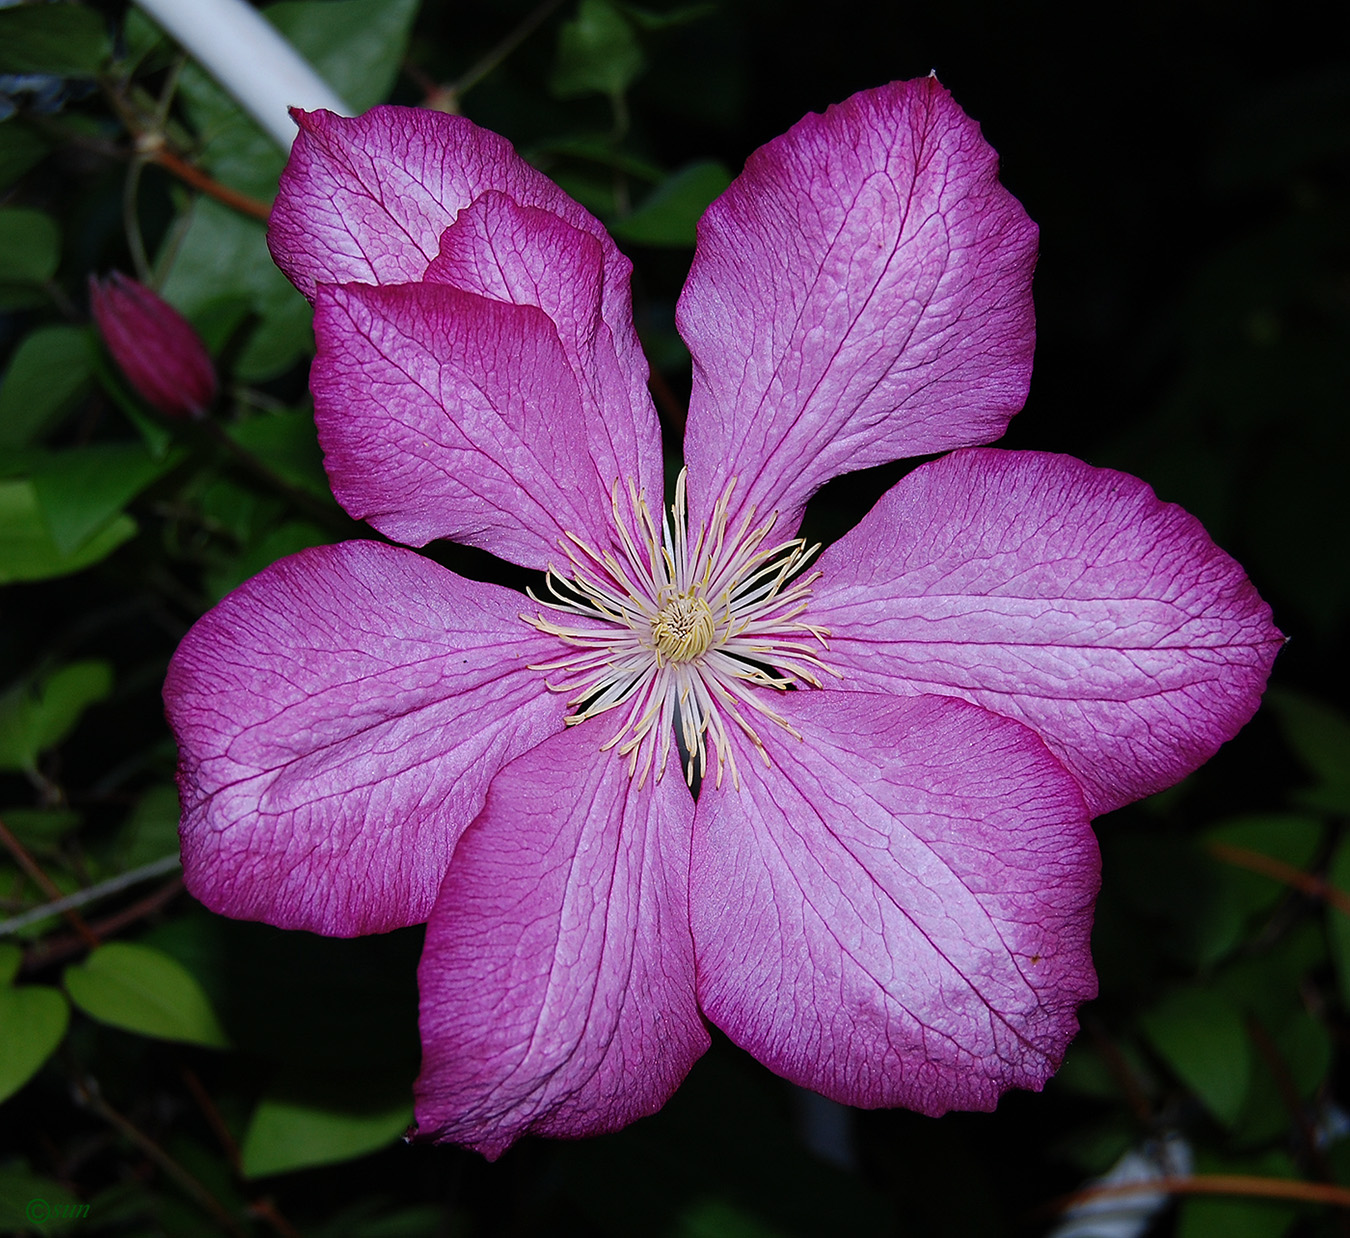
[652,594,716,664]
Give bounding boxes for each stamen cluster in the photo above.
[525,471,834,788]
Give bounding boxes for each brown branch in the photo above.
[1047,1173,1350,1217]
[0,816,100,949]
[21,878,183,974]
[145,145,272,221]
[1207,841,1350,919]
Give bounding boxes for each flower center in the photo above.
[652,594,716,663]
[522,470,837,789]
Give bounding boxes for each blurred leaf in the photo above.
[0,3,110,76]
[241,1087,412,1178]
[0,207,59,284]
[0,808,81,854]
[63,942,229,1048]
[158,200,311,382]
[30,443,180,555]
[0,325,94,449]
[0,942,19,985]
[622,2,716,30]
[1195,814,1323,965]
[308,1203,448,1238]
[551,0,644,99]
[1175,1197,1294,1238]
[1326,833,1350,1004]
[1267,690,1350,809]
[0,982,70,1104]
[228,409,331,498]
[0,1165,85,1234]
[204,519,328,602]
[173,0,417,202]
[117,785,182,869]
[0,480,134,582]
[0,660,113,774]
[269,0,418,112]
[611,161,731,246]
[675,1199,787,1238]
[0,121,49,188]
[1140,989,1251,1126]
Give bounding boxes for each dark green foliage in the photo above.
[1,1,1346,1234]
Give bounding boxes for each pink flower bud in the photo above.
[90,272,217,419]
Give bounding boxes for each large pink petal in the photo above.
[811,449,1283,817]
[415,725,707,1159]
[679,77,1037,535]
[691,690,1098,1114]
[424,191,662,516]
[270,107,633,318]
[312,281,618,569]
[164,541,568,936]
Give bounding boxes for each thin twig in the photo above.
[1207,841,1350,919]
[0,854,180,937]
[0,817,100,949]
[73,1076,249,1238]
[22,878,183,974]
[1047,1173,1350,1216]
[181,1067,242,1174]
[434,0,565,109]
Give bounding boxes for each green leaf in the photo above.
[551,0,645,99]
[0,983,70,1104]
[0,208,60,285]
[0,1165,85,1234]
[0,122,49,189]
[228,409,330,498]
[621,2,716,30]
[0,660,113,774]
[1175,1196,1295,1238]
[0,942,20,985]
[0,808,82,855]
[1326,833,1350,1004]
[1267,689,1350,802]
[0,325,94,449]
[241,1087,413,1177]
[1140,988,1251,1126]
[611,161,731,246]
[0,480,135,583]
[171,0,415,203]
[269,0,418,112]
[30,443,180,554]
[204,519,329,602]
[1195,814,1324,965]
[675,1199,788,1238]
[0,3,111,76]
[158,200,311,382]
[117,785,182,870]
[63,942,229,1048]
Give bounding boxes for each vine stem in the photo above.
[1047,1173,1350,1216]
[1207,840,1350,918]
[141,140,272,221]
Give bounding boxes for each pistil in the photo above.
[523,471,836,788]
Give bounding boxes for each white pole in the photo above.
[134,0,351,149]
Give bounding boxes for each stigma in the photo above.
[523,470,835,789]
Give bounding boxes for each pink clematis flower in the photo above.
[164,78,1281,1159]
